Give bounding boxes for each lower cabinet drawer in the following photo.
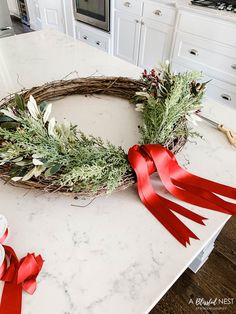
[173,32,236,85]
[75,24,110,53]
[178,11,236,47]
[206,80,236,109]
[172,62,236,109]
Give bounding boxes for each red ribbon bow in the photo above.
[128,144,236,246]
[0,231,43,314]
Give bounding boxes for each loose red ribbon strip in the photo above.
[0,229,44,314]
[128,144,236,246]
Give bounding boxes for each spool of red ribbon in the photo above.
[128,144,236,246]
[0,215,44,314]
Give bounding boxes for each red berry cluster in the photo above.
[142,69,159,82]
[142,69,160,96]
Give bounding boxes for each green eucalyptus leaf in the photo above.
[0,115,15,123]
[39,101,48,113]
[40,159,48,164]
[15,94,25,110]
[8,166,28,182]
[1,122,20,129]
[0,109,20,121]
[45,164,62,177]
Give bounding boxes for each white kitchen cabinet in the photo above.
[26,0,74,36]
[173,62,236,109]
[171,10,236,105]
[178,11,236,47]
[138,19,173,69]
[62,0,74,36]
[26,0,42,30]
[39,0,65,33]
[114,11,141,64]
[7,0,20,17]
[113,1,175,68]
[173,31,236,85]
[75,22,111,53]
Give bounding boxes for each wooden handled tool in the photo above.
[196,113,236,148]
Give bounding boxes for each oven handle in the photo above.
[0,26,12,32]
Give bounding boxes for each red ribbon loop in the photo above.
[128,144,236,246]
[0,232,43,314]
[18,253,44,295]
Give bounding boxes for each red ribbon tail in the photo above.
[159,196,207,225]
[0,246,22,314]
[0,279,22,314]
[128,146,201,246]
[149,205,197,246]
[154,202,200,246]
[145,144,236,215]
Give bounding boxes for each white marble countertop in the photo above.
[0,30,235,314]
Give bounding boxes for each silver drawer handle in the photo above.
[221,94,231,101]
[0,26,12,31]
[231,64,236,70]
[154,10,162,16]
[96,41,101,46]
[189,49,199,56]
[83,35,88,40]
[124,1,131,7]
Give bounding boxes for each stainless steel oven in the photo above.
[73,0,110,32]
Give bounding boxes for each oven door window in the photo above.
[76,0,106,22]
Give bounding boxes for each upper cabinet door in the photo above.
[138,19,173,70]
[114,11,141,65]
[39,0,65,33]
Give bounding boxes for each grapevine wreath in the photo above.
[0,64,207,197]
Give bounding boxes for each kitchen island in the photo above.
[0,29,235,314]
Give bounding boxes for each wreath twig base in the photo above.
[0,69,203,197]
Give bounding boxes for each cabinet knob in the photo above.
[96,41,101,46]
[189,49,199,56]
[231,64,236,70]
[83,35,88,40]
[154,10,162,16]
[124,1,131,7]
[135,19,139,23]
[221,94,231,101]
[141,21,144,25]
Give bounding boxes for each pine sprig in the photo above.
[136,64,206,146]
[0,96,131,193]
